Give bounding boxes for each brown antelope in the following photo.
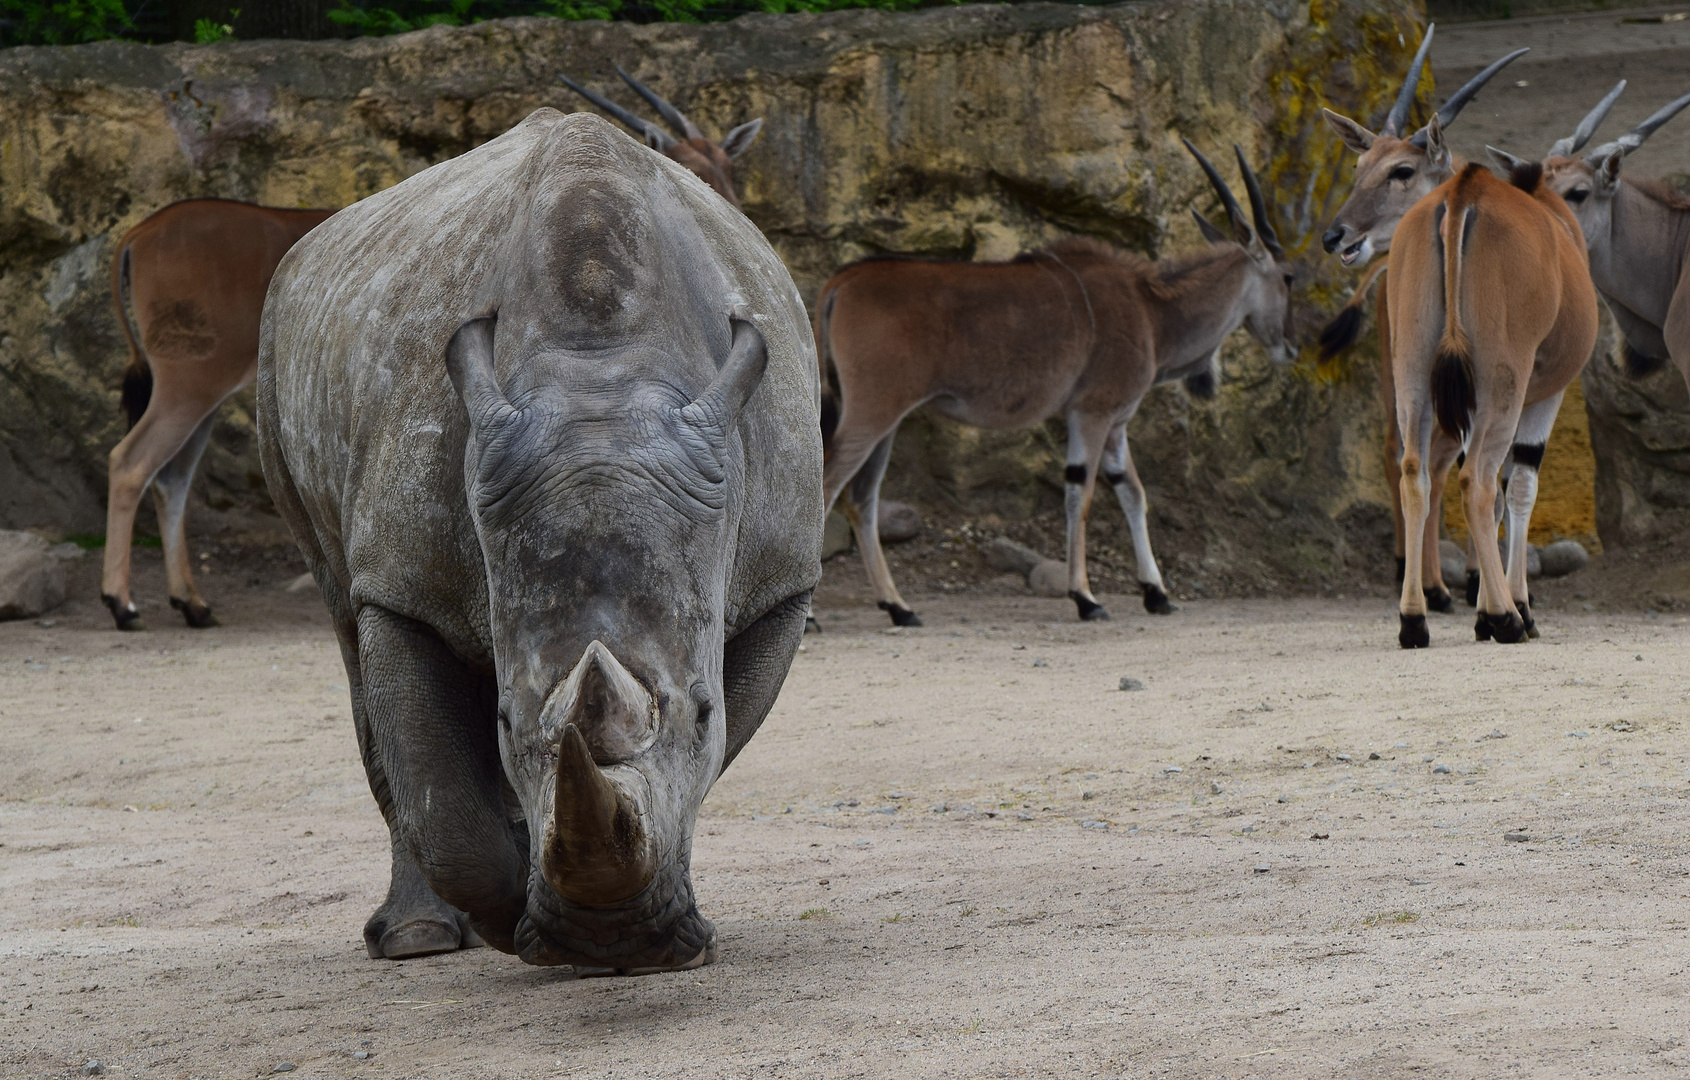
[1317,28,1528,607]
[1517,87,1690,387]
[559,68,763,210]
[817,143,1294,626]
[1388,139,1598,649]
[102,199,335,630]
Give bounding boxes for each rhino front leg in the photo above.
[719,591,811,775]
[355,605,529,958]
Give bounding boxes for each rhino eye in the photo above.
[1566,188,1589,204]
[1389,165,1415,183]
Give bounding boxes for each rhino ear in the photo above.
[679,310,768,439]
[446,314,514,436]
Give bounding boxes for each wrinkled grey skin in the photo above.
[257,110,822,971]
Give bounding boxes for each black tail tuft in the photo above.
[120,363,153,430]
[1505,160,1544,193]
[1431,344,1475,440]
[819,393,839,449]
[1621,340,1668,378]
[1317,304,1364,361]
[1183,370,1216,400]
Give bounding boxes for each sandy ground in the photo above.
[3,551,1688,1079]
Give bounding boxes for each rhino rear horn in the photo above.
[543,724,658,907]
[679,311,769,437]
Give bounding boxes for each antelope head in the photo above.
[1534,84,1690,262]
[1319,26,1528,267]
[560,67,763,209]
[1184,139,1297,364]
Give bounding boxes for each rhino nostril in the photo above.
[1321,226,1344,254]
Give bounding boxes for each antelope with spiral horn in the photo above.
[815,141,1297,626]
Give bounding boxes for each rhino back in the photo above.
[258,109,820,662]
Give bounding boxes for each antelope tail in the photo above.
[1316,260,1388,361]
[111,235,152,430]
[815,285,840,450]
[1431,197,1478,440]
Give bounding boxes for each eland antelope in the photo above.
[817,143,1295,626]
[1317,27,1528,607]
[1522,86,1690,387]
[101,199,335,631]
[560,68,763,210]
[1388,140,1598,649]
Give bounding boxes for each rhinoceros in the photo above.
[256,109,822,972]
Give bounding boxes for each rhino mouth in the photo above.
[513,859,716,973]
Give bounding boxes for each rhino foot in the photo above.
[364,889,482,960]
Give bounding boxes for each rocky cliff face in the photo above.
[0,1,1424,592]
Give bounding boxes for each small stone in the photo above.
[1635,654,1644,662]
[1253,863,1271,873]
[1026,559,1069,598]
[1504,832,1530,843]
[929,804,948,813]
[877,500,924,544]
[1084,772,1098,779]
[1538,539,1589,578]
[353,1051,370,1060]
[982,536,1043,576]
[1016,811,1033,821]
[1276,795,1289,803]
[1082,791,1094,800]
[274,1065,296,1074]
[1080,819,1108,830]
[82,1062,103,1077]
[1163,765,1182,774]
[1032,658,1049,667]
[1568,731,1588,739]
[1408,879,1429,886]
[1118,676,1145,691]
[1335,754,1352,762]
[1432,765,1452,775]
[1368,752,1382,760]
[1209,781,1222,795]
[1611,721,1634,732]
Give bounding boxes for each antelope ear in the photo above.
[719,118,763,159]
[1423,114,1452,170]
[1191,208,1230,246]
[1595,148,1624,190]
[1486,146,1529,174]
[1322,109,1376,154]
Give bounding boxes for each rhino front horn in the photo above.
[543,724,658,907]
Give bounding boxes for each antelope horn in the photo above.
[1409,47,1530,147]
[1233,145,1285,260]
[1382,23,1435,138]
[559,73,677,152]
[1549,79,1625,158]
[617,66,704,141]
[1587,89,1690,161]
[543,724,658,907]
[1182,138,1253,246]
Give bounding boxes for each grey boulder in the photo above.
[983,537,1043,577]
[0,531,68,620]
[1537,539,1590,578]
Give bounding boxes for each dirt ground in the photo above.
[2,548,1688,1080]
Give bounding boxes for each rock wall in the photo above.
[0,1,1425,589]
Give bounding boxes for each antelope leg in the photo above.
[1396,396,1435,649]
[1504,392,1562,639]
[150,412,218,628]
[1102,420,1175,615]
[839,433,919,626]
[1420,428,1463,613]
[1063,411,1115,622]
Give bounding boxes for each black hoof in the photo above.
[1485,610,1526,644]
[1424,586,1454,614]
[1141,583,1179,615]
[170,596,219,628]
[1398,613,1430,649]
[1464,571,1480,608]
[1520,605,1539,640]
[1070,592,1110,621]
[877,601,922,627]
[101,593,144,632]
[1474,613,1492,641]
[1394,557,1406,587]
